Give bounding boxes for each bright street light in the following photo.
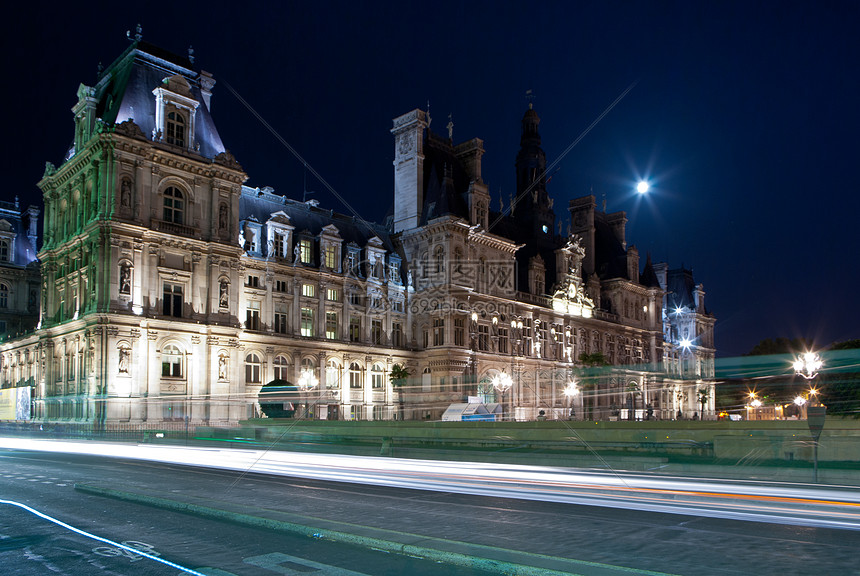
[491,372,513,393]
[297,369,319,390]
[794,351,823,380]
[563,380,579,397]
[636,181,650,194]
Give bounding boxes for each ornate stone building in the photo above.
[0,39,715,426]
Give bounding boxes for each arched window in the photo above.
[349,362,363,389]
[273,355,289,381]
[434,246,445,274]
[326,359,341,389]
[166,111,186,147]
[371,363,385,389]
[0,283,7,308]
[161,344,183,378]
[245,352,261,384]
[163,187,184,224]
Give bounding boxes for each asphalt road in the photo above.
[2,445,860,575]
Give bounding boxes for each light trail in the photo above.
[3,437,860,531]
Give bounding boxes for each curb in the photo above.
[75,483,676,576]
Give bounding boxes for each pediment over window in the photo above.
[0,219,12,233]
[162,74,194,98]
[268,211,291,225]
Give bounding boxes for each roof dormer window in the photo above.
[166,111,186,147]
[152,75,199,152]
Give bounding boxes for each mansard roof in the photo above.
[94,40,226,159]
[665,267,700,311]
[419,131,471,224]
[239,186,397,254]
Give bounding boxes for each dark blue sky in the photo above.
[4,1,858,357]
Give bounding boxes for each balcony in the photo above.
[152,219,200,238]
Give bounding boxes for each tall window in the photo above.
[0,240,9,262]
[299,238,312,264]
[302,284,315,297]
[273,355,289,381]
[391,323,403,348]
[323,244,337,269]
[163,187,184,224]
[349,316,361,342]
[477,324,489,351]
[371,363,385,389]
[161,344,183,377]
[0,283,7,309]
[273,232,285,258]
[300,308,314,337]
[245,353,261,384]
[274,307,288,334]
[433,318,445,346]
[453,318,464,347]
[371,319,383,345]
[163,283,183,317]
[326,359,341,389]
[325,311,339,340]
[166,111,186,147]
[498,328,508,354]
[349,362,363,389]
[246,301,261,331]
[326,288,339,301]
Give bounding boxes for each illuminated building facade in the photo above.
[0,199,40,344]
[0,39,715,426]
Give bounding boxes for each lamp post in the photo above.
[563,379,579,420]
[297,368,319,419]
[795,352,825,482]
[492,372,513,421]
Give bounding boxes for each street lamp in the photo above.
[492,372,513,421]
[794,352,822,380]
[794,351,825,482]
[563,379,579,419]
[636,181,650,194]
[297,368,319,419]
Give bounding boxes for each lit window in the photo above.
[299,238,312,264]
[323,244,337,269]
[161,344,183,377]
[166,111,186,147]
[302,284,315,297]
[325,311,338,340]
[163,187,184,224]
[273,355,289,381]
[163,283,183,317]
[326,288,339,301]
[300,307,314,337]
[245,352,261,384]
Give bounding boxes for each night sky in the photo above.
[4,2,858,357]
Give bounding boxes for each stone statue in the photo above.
[118,348,130,374]
[219,204,228,229]
[119,264,131,294]
[120,179,131,207]
[219,280,229,308]
[218,355,228,380]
